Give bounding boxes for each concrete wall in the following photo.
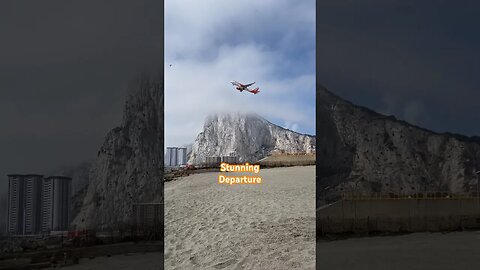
[318,199,480,234]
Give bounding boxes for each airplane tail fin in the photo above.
[249,88,260,94]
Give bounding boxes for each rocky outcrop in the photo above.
[188,113,315,164]
[72,73,163,230]
[317,84,480,204]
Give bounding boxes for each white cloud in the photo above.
[165,0,315,147]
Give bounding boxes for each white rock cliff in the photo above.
[188,113,316,164]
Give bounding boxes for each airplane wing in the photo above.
[231,81,255,88]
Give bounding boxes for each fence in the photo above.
[318,197,480,235]
[132,203,163,241]
[341,191,480,200]
[258,153,316,168]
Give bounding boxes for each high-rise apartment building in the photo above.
[7,174,72,235]
[45,176,72,231]
[177,147,187,165]
[7,174,43,235]
[165,147,178,166]
[165,147,188,167]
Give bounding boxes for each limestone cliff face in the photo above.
[317,85,480,202]
[72,74,163,230]
[188,113,316,164]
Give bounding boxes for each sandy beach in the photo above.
[165,166,315,269]
[317,231,480,269]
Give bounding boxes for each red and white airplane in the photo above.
[230,80,260,94]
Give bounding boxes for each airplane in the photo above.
[230,80,260,94]
[231,80,255,91]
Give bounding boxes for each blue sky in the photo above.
[165,0,316,147]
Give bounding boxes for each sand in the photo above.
[317,231,480,270]
[165,166,315,270]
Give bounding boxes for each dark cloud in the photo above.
[0,0,162,190]
[318,0,480,136]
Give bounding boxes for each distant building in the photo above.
[7,174,44,235]
[165,147,178,167]
[41,178,53,233]
[166,147,188,167]
[177,147,187,166]
[7,175,22,235]
[6,174,71,235]
[43,176,72,232]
